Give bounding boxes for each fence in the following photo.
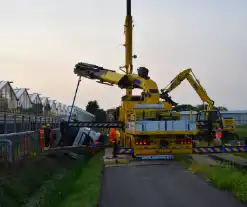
[0,113,62,165]
[0,128,61,165]
[0,112,61,134]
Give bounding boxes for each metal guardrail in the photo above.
[0,112,61,134]
[0,128,61,164]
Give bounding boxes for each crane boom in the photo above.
[161,68,214,109]
[74,62,160,104]
[125,0,133,97]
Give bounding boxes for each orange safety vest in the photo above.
[109,128,117,143]
[216,128,222,139]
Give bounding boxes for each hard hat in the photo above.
[46,123,50,127]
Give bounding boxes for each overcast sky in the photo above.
[0,0,246,110]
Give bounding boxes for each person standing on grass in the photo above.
[213,127,222,147]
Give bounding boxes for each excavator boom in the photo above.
[161,68,214,109]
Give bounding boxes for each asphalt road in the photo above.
[99,161,246,207]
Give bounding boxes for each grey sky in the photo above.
[0,0,246,110]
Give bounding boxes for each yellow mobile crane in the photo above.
[74,63,197,158]
[71,1,200,159]
[65,0,247,157]
[160,68,238,140]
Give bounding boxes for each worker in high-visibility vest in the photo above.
[115,129,120,144]
[109,128,117,143]
[213,127,222,146]
[216,127,222,139]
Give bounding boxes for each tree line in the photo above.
[173,104,228,112]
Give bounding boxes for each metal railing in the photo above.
[0,128,61,164]
[0,112,61,134]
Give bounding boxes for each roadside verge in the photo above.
[176,154,247,203]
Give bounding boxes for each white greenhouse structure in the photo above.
[0,81,18,111]
[13,88,32,113]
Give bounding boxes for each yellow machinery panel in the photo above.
[132,136,193,156]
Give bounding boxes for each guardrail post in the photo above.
[4,113,7,134]
[13,114,16,133]
[21,115,24,132]
[39,116,42,129]
[34,116,36,131]
[28,116,31,131]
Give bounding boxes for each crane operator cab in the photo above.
[137,67,150,79]
[122,67,152,102]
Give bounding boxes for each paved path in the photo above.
[99,160,246,207]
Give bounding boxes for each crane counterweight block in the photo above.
[67,121,123,128]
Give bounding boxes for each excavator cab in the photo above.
[198,110,220,122]
[196,109,222,133]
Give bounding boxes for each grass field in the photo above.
[0,149,104,207]
[33,151,104,207]
[0,154,78,207]
[60,151,104,207]
[235,125,247,138]
[189,163,247,203]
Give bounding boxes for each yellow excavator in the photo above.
[160,68,238,141]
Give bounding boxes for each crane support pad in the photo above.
[116,148,134,154]
[193,146,247,153]
[67,121,122,128]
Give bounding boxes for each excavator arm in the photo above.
[74,62,160,103]
[160,68,214,109]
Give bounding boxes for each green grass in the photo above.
[60,151,103,207]
[178,156,247,203]
[235,125,247,138]
[0,157,69,207]
[37,151,104,207]
[35,153,92,207]
[233,153,247,159]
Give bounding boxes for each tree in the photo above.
[86,100,99,115]
[95,108,107,122]
[173,104,197,112]
[195,104,207,111]
[195,104,228,112]
[172,103,228,112]
[86,100,107,122]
